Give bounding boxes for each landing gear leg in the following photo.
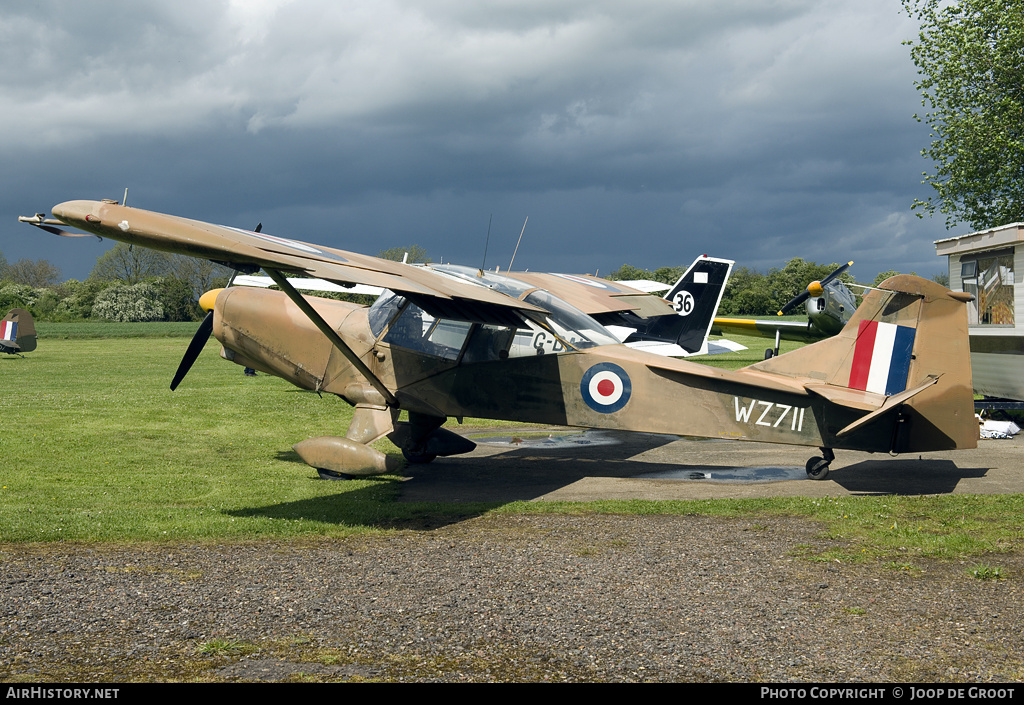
[805,447,835,480]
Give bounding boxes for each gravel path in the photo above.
[3,513,1023,682]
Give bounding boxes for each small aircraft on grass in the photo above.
[713,261,859,357]
[1,309,36,357]
[22,200,977,480]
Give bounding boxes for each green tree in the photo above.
[165,255,232,301]
[91,282,165,322]
[4,258,62,288]
[873,269,903,287]
[48,279,110,320]
[718,266,772,316]
[90,242,171,283]
[378,245,431,263]
[606,264,683,285]
[903,0,1024,229]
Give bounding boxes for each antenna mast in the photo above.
[508,217,528,271]
[481,214,492,271]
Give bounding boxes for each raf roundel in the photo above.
[580,362,632,413]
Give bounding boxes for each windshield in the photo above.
[366,268,620,359]
[521,289,620,350]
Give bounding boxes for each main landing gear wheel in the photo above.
[402,448,437,464]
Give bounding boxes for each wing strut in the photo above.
[263,268,398,407]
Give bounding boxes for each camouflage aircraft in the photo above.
[1,309,36,357]
[22,200,977,480]
[714,261,859,357]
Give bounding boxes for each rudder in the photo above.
[2,309,37,353]
[663,255,734,354]
[745,275,976,451]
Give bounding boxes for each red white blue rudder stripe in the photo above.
[1,320,16,341]
[848,320,916,396]
[581,362,632,413]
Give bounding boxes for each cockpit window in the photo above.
[368,291,405,337]
[382,301,471,360]
[521,290,620,350]
[366,268,621,362]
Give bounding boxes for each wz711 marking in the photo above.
[734,397,806,433]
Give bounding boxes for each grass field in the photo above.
[1,321,1021,567]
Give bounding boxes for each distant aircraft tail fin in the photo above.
[663,255,734,354]
[1,309,37,354]
[746,275,976,451]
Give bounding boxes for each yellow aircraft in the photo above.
[714,261,859,357]
[22,199,977,480]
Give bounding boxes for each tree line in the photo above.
[609,259,947,317]
[0,244,232,323]
[0,243,429,323]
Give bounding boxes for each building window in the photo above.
[960,249,1014,326]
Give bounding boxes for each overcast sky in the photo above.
[0,0,963,285]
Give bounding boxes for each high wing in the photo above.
[232,252,743,359]
[503,271,676,319]
[612,279,670,293]
[37,200,546,327]
[233,274,384,297]
[507,257,744,357]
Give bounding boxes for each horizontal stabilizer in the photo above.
[831,376,940,438]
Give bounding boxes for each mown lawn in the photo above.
[1,323,1022,569]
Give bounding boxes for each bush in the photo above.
[91,282,166,322]
[0,283,40,312]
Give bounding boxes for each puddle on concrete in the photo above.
[637,466,807,483]
[466,429,807,483]
[467,429,623,448]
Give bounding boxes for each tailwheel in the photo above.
[805,457,830,480]
[805,447,835,480]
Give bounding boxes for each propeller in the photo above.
[168,229,252,390]
[170,311,213,390]
[169,286,227,390]
[778,261,853,316]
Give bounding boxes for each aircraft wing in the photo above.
[233,275,383,297]
[613,279,671,293]
[712,316,827,343]
[624,337,746,358]
[505,272,677,317]
[36,200,546,325]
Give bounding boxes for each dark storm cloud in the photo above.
[1,0,954,284]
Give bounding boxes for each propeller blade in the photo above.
[170,311,214,390]
[778,291,810,316]
[819,260,853,287]
[778,261,853,315]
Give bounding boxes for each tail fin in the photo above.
[746,275,976,451]
[662,255,734,354]
[1,309,37,354]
